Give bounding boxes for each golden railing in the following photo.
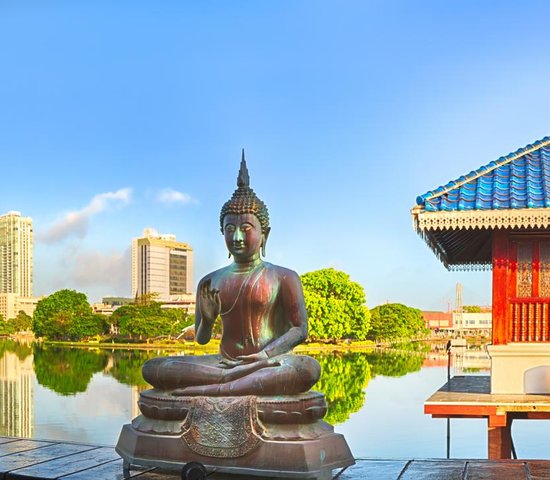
[510,299,550,342]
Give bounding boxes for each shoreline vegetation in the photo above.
[13,335,490,352]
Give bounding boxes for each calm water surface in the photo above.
[1,340,549,459]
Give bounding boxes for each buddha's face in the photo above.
[223,213,264,261]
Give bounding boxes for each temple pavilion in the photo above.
[412,136,550,394]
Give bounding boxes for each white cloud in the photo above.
[69,248,131,293]
[37,188,132,244]
[157,188,197,205]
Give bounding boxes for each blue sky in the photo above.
[2,1,550,309]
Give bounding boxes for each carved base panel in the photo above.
[115,421,354,479]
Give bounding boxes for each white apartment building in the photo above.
[0,294,40,321]
[131,228,194,302]
[0,211,33,297]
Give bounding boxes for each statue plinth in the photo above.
[116,390,354,479]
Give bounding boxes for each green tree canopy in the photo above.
[368,303,428,342]
[32,289,103,340]
[463,305,482,313]
[301,268,370,341]
[111,302,192,339]
[9,311,32,333]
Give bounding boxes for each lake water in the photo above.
[2,340,550,459]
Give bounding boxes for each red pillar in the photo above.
[488,415,512,459]
[492,229,509,345]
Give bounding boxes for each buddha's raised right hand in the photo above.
[199,279,221,322]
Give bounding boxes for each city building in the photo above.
[0,211,33,297]
[423,311,454,330]
[131,228,194,303]
[0,294,40,321]
[423,310,492,334]
[0,212,40,321]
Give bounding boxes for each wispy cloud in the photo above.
[69,248,131,292]
[157,188,197,206]
[37,188,132,244]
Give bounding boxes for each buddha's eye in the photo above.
[225,224,235,233]
[240,223,252,232]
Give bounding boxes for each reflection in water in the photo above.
[0,341,33,437]
[364,350,424,378]
[313,352,371,425]
[33,345,109,395]
[108,350,157,388]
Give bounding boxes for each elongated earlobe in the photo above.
[261,228,271,257]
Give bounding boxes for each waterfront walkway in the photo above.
[1,436,550,479]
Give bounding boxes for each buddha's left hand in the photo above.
[236,351,269,364]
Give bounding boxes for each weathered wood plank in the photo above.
[0,441,54,458]
[339,459,409,480]
[6,447,119,480]
[0,443,96,476]
[0,439,21,446]
[526,461,550,480]
[465,461,528,480]
[60,459,155,479]
[399,459,466,480]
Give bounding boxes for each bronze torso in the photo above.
[208,262,293,359]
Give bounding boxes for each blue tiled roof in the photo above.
[416,137,550,212]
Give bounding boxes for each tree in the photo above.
[368,303,428,342]
[0,313,13,335]
[9,311,32,332]
[111,302,189,339]
[463,305,482,313]
[301,268,370,342]
[32,289,100,340]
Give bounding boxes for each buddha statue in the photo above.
[117,153,354,479]
[142,153,320,396]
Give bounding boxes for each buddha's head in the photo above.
[220,152,270,260]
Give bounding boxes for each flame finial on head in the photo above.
[237,149,250,188]
[220,150,270,234]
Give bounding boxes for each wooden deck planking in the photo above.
[0,440,55,457]
[7,446,119,480]
[0,443,96,475]
[60,459,156,480]
[1,437,550,479]
[425,376,550,411]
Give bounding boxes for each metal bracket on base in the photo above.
[122,459,131,478]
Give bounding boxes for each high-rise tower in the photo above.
[0,212,33,297]
[131,228,194,301]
